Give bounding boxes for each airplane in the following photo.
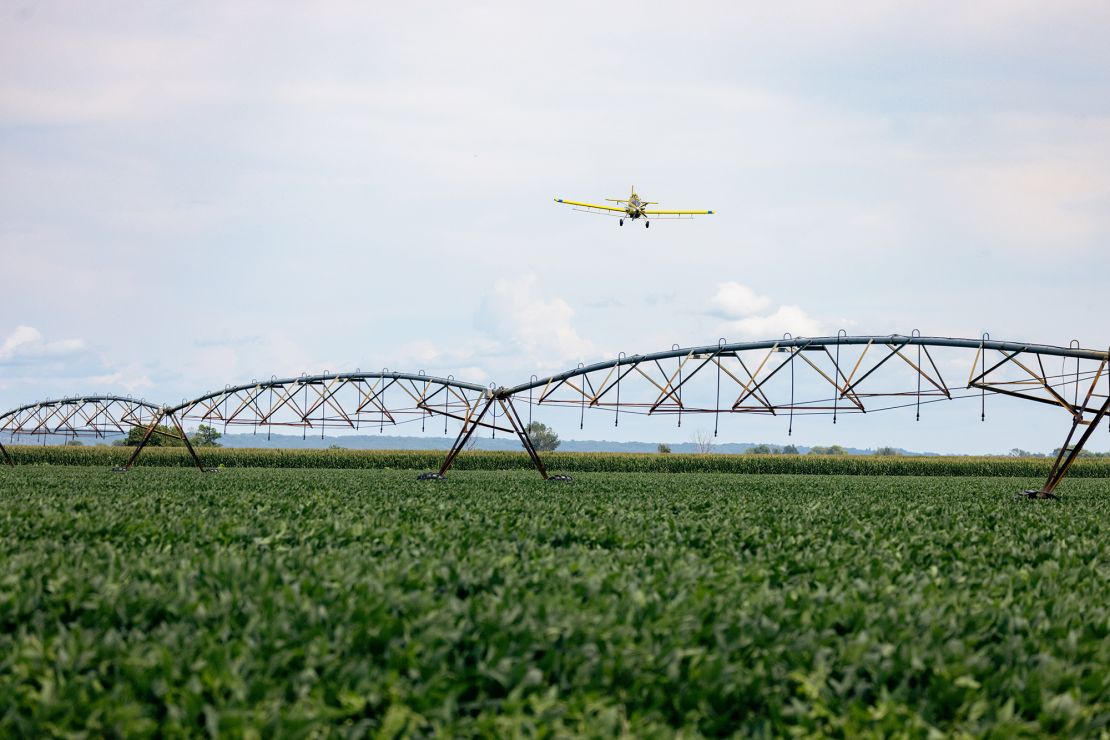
[554,187,714,227]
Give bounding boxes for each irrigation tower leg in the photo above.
[116,411,165,471]
[0,439,13,467]
[436,396,496,477]
[115,410,210,472]
[1025,395,1110,499]
[166,411,210,472]
[430,393,554,479]
[498,396,549,479]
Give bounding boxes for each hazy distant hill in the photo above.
[215,432,932,456]
[16,431,934,456]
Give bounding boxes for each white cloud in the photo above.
[87,367,154,395]
[708,282,772,318]
[474,273,595,368]
[705,285,827,341]
[383,340,492,385]
[1,1,1108,454]
[452,366,490,385]
[0,326,86,364]
[173,334,319,390]
[723,305,825,340]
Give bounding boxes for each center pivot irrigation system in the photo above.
[2,334,1108,497]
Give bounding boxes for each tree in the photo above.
[119,425,186,447]
[64,439,84,447]
[693,429,716,454]
[657,443,672,454]
[781,444,799,455]
[747,443,774,455]
[191,424,222,448]
[1051,447,1093,459]
[526,422,560,452]
[809,445,847,456]
[874,446,901,456]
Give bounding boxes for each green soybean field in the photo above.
[2,467,1108,736]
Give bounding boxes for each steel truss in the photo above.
[505,335,1109,496]
[143,372,491,472]
[0,396,163,444]
[2,335,1107,496]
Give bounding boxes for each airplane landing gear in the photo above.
[619,218,624,226]
[645,221,650,228]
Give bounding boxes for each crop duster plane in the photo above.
[554,187,714,227]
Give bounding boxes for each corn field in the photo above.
[4,444,1110,478]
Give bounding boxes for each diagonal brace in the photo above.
[1035,394,1110,497]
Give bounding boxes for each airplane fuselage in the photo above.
[625,194,644,218]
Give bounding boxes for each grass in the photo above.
[1,466,1108,736]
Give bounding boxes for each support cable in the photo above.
[379,370,387,433]
[714,339,723,437]
[529,375,537,428]
[1071,340,1081,413]
[445,376,452,435]
[785,333,795,436]
[673,344,682,429]
[980,333,988,421]
[354,373,361,432]
[419,372,426,433]
[579,364,585,430]
[614,355,624,427]
[914,329,922,421]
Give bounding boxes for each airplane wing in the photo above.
[554,198,626,215]
[643,208,715,215]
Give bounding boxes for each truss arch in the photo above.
[502,334,1108,496]
[2,335,1107,495]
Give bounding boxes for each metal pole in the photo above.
[0,439,13,467]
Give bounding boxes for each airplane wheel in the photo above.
[645,221,650,228]
[619,219,624,226]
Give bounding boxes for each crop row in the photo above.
[2,467,1108,735]
[4,444,1110,477]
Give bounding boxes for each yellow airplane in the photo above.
[554,187,714,228]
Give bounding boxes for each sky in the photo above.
[2,1,1109,453]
